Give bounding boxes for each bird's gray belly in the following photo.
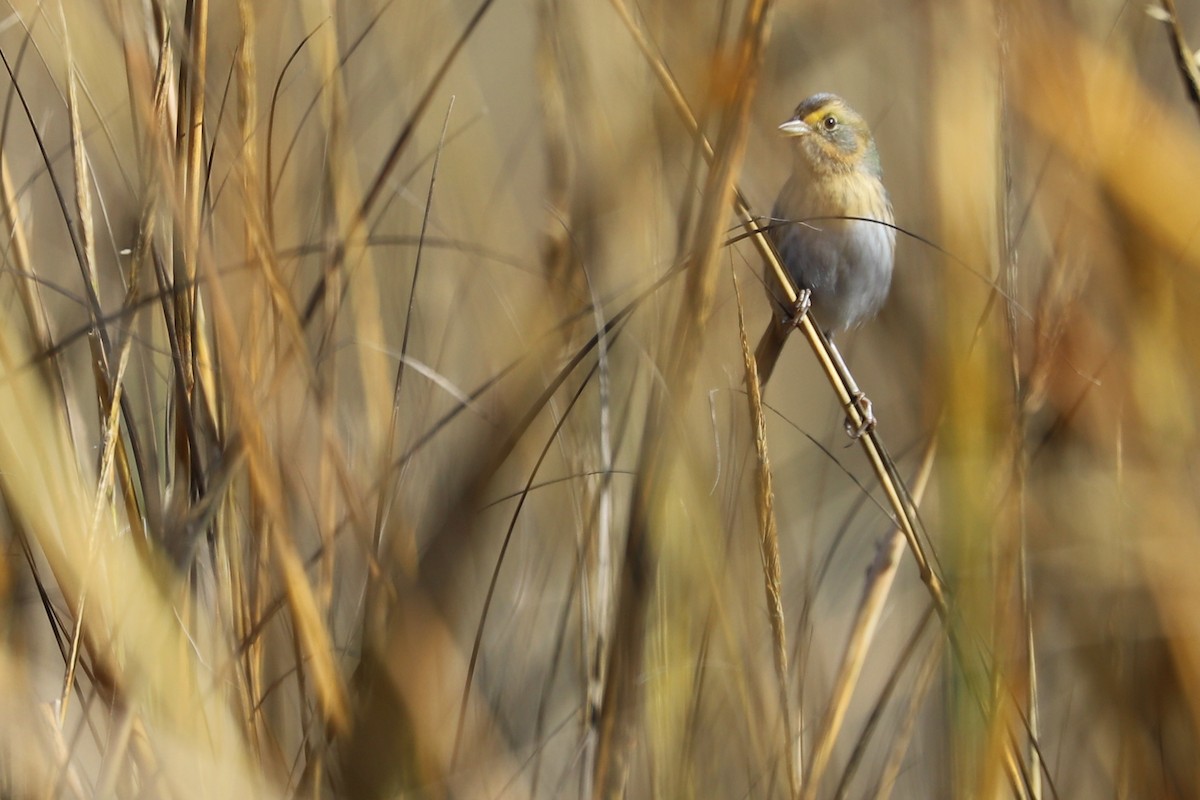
[771,218,894,333]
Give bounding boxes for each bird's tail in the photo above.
[752,315,790,389]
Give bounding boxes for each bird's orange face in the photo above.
[779,94,882,179]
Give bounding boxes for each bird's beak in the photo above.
[778,119,810,137]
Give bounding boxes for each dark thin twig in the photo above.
[1159,0,1200,126]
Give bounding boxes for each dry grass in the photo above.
[0,0,1198,798]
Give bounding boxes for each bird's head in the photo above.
[779,93,882,179]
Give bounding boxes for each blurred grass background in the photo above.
[0,0,1198,797]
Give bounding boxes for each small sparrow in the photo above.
[755,93,896,386]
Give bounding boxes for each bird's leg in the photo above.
[785,288,812,330]
[825,337,877,439]
[844,392,876,439]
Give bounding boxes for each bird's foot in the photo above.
[785,289,812,330]
[844,392,876,439]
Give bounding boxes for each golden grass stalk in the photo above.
[734,273,799,798]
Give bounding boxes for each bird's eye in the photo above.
[822,115,838,131]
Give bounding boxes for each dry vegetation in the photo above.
[0,0,1198,797]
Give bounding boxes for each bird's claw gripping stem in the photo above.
[786,289,812,330]
[844,391,876,439]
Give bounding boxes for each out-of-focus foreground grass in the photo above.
[0,0,1198,797]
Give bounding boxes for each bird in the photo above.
[754,93,896,390]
